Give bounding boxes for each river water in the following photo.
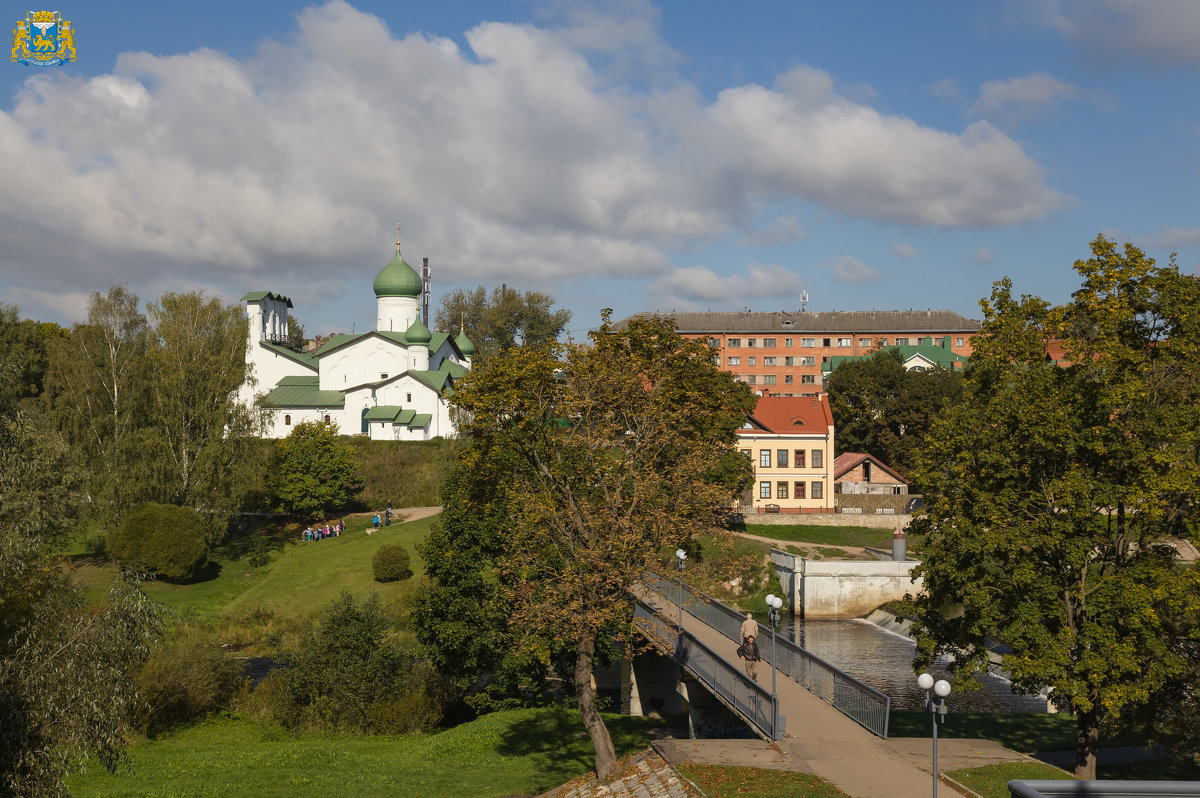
[775,616,1049,713]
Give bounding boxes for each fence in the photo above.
[633,602,782,739]
[642,570,890,738]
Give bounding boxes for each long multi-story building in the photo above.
[614,310,981,396]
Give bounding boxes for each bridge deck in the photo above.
[636,585,970,798]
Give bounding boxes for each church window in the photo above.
[380,373,388,380]
[406,393,412,402]
[324,415,331,424]
[284,415,291,426]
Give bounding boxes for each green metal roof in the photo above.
[262,380,345,408]
[373,247,423,298]
[240,290,293,307]
[454,327,475,356]
[821,344,966,374]
[278,375,319,386]
[260,341,318,370]
[313,332,367,356]
[405,318,432,344]
[363,405,421,426]
[408,413,432,428]
[428,332,449,353]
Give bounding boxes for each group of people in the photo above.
[370,501,395,530]
[304,520,344,541]
[737,611,762,680]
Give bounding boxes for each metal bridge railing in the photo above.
[642,569,891,738]
[633,602,783,740]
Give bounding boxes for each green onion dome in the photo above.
[373,246,422,298]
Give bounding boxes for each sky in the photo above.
[2,0,1198,338]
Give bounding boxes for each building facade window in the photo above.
[748,357,757,365]
[878,338,888,346]
[777,481,788,499]
[747,338,757,347]
[740,449,751,459]
[729,338,741,347]
[812,481,823,499]
[801,374,816,384]
[284,414,291,426]
[812,449,823,468]
[784,356,793,366]
[794,449,806,468]
[784,338,794,347]
[763,338,776,348]
[837,337,852,347]
[760,450,771,468]
[801,356,815,366]
[763,375,777,384]
[896,337,909,346]
[859,338,871,347]
[728,356,741,366]
[794,481,806,499]
[955,337,965,347]
[801,337,815,347]
[784,375,793,384]
[764,356,776,366]
[324,415,331,424]
[777,449,788,468]
[406,393,412,402]
[747,375,757,384]
[710,337,720,347]
[760,481,771,499]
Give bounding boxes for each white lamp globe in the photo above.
[766,593,776,607]
[770,595,784,609]
[933,680,952,698]
[917,673,935,690]
[676,549,687,561]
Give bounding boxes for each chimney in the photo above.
[892,525,907,561]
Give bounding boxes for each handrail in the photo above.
[642,569,891,738]
[632,602,783,740]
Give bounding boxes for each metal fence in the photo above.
[642,569,891,738]
[633,602,783,740]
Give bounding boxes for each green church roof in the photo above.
[455,327,476,356]
[405,317,432,344]
[262,378,345,408]
[373,245,422,298]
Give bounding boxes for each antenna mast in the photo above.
[422,257,431,327]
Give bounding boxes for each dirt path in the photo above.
[734,530,872,560]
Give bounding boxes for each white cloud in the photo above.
[742,213,807,246]
[651,261,804,306]
[1027,0,1200,68]
[973,247,996,265]
[890,243,920,260]
[929,78,962,101]
[969,73,1080,126]
[0,1,1066,320]
[1153,227,1200,249]
[822,256,881,284]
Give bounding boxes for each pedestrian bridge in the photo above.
[633,570,890,742]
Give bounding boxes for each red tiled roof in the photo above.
[738,394,833,436]
[832,451,908,484]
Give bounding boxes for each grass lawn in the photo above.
[67,707,660,798]
[677,765,851,798]
[888,711,1081,752]
[947,762,1074,798]
[740,523,892,549]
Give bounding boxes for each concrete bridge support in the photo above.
[771,550,923,618]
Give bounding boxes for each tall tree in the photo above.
[446,313,754,780]
[266,420,363,521]
[0,304,68,402]
[435,285,572,364]
[826,347,962,476]
[909,236,1200,779]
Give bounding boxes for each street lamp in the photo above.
[765,593,783,739]
[675,549,687,638]
[917,672,951,798]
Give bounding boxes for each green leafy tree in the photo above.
[266,420,362,521]
[107,502,210,582]
[372,544,411,582]
[440,313,754,780]
[435,284,572,364]
[0,304,69,402]
[826,347,962,476]
[909,236,1200,779]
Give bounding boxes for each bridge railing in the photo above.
[633,602,782,739]
[642,569,890,738]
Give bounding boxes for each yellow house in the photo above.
[737,393,835,514]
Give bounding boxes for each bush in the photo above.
[372,544,411,582]
[135,629,242,735]
[107,503,209,581]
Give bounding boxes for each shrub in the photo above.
[135,629,242,735]
[107,503,209,581]
[372,544,411,582]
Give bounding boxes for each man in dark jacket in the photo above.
[737,635,761,680]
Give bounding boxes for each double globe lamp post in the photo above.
[764,593,784,739]
[675,549,687,640]
[917,672,952,798]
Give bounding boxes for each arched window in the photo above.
[284,414,291,425]
[323,414,331,424]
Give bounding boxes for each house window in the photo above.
[777,481,788,499]
[955,337,965,347]
[794,449,806,468]
[763,338,777,348]
[284,414,291,426]
[747,375,757,384]
[784,375,793,384]
[801,356,815,366]
[794,481,806,499]
[812,449,823,468]
[748,357,757,366]
[859,338,871,347]
[784,356,793,366]
[764,356,776,366]
[785,338,794,347]
[801,337,815,347]
[324,415,331,424]
[777,449,788,468]
[801,374,816,384]
[760,482,772,499]
[728,356,741,366]
[760,450,771,468]
[763,375,777,384]
[896,337,909,346]
[729,338,741,347]
[837,337,852,347]
[812,481,823,499]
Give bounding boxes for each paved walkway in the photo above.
[637,586,1033,798]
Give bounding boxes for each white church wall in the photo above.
[321,337,409,391]
[376,296,418,333]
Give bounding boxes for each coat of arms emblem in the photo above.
[11,10,76,67]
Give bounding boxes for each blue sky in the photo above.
[3,1,1197,337]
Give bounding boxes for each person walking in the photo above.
[737,635,761,680]
[740,611,759,644]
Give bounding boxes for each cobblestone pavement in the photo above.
[539,748,703,798]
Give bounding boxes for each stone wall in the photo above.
[741,512,911,529]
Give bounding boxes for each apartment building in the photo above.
[737,394,835,514]
[614,310,981,396]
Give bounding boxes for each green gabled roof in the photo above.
[241,290,293,307]
[444,360,468,379]
[277,375,319,386]
[313,332,367,356]
[377,331,410,346]
[363,406,417,425]
[262,380,345,408]
[410,361,455,392]
[428,332,449,352]
[407,413,431,428]
[260,341,318,369]
[821,344,965,375]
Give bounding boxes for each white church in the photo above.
[240,241,474,440]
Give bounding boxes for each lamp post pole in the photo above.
[765,593,783,739]
[675,549,687,644]
[917,673,951,798]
